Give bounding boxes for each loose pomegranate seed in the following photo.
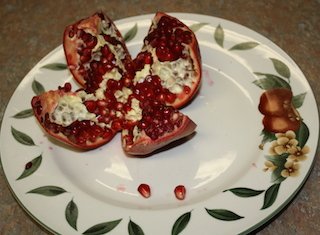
[25,162,33,170]
[174,185,186,200]
[137,183,151,198]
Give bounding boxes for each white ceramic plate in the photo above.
[0,13,319,235]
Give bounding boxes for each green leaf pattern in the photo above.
[261,184,281,209]
[128,219,144,235]
[214,24,224,48]
[171,211,191,235]
[66,199,78,230]
[295,122,310,148]
[206,208,244,221]
[189,22,208,32]
[32,79,45,95]
[229,41,259,51]
[83,219,122,235]
[293,92,307,109]
[41,63,67,70]
[11,126,35,146]
[124,24,138,42]
[253,73,291,90]
[12,109,34,119]
[17,155,42,180]
[224,188,265,197]
[27,186,67,196]
[270,58,291,79]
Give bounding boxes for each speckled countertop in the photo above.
[0,0,319,234]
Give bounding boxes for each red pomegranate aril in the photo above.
[174,185,186,200]
[165,93,177,104]
[115,102,123,111]
[81,32,92,42]
[156,46,174,62]
[137,184,151,198]
[86,37,97,49]
[101,45,111,57]
[84,100,97,113]
[111,120,122,131]
[107,79,119,91]
[80,54,91,63]
[58,82,72,92]
[25,161,33,170]
[103,35,119,45]
[82,48,92,56]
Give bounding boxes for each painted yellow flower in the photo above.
[263,160,277,172]
[269,130,299,156]
[288,145,309,162]
[281,160,300,177]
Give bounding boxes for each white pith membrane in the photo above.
[134,45,197,95]
[50,94,96,127]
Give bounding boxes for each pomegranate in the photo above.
[121,96,196,155]
[133,12,202,108]
[31,12,199,155]
[31,83,119,149]
[63,12,134,93]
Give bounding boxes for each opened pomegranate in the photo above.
[63,12,134,93]
[133,12,201,108]
[31,83,119,149]
[32,12,199,155]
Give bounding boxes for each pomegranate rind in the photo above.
[122,115,196,155]
[31,90,115,150]
[136,12,202,109]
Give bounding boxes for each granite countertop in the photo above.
[0,0,319,234]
